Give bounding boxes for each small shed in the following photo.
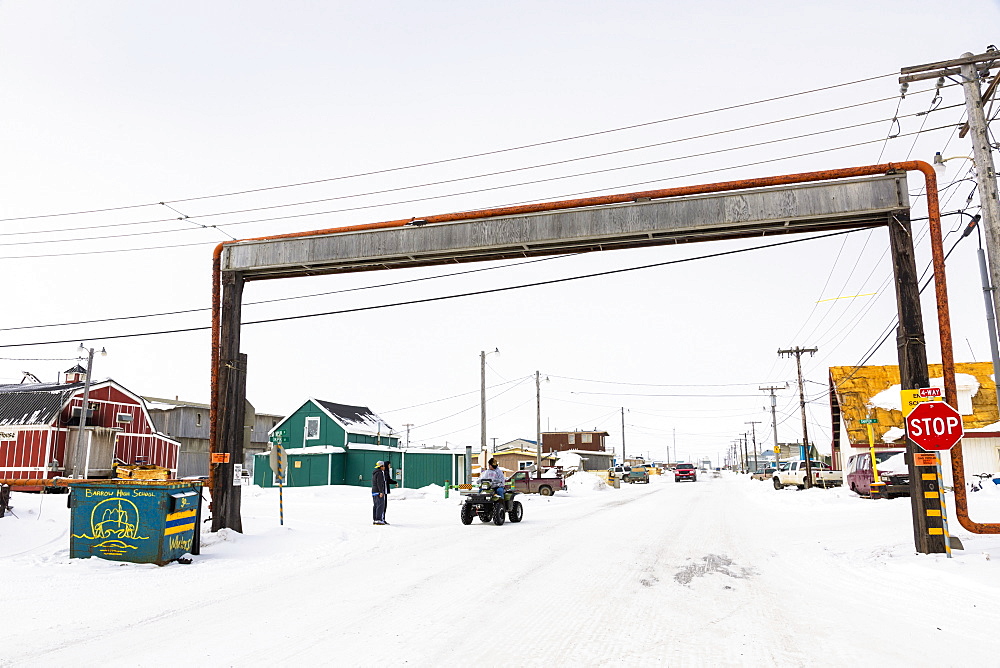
[258,398,463,489]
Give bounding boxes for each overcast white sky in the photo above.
[0,1,997,464]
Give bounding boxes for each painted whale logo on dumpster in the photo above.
[71,498,150,556]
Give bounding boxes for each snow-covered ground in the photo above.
[3,472,1000,667]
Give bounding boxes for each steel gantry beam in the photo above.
[210,161,988,550]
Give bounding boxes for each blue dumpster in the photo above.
[68,480,203,565]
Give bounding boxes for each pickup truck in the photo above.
[772,460,842,490]
[507,470,566,496]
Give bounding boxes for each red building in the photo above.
[0,371,180,482]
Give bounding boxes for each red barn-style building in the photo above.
[0,371,180,482]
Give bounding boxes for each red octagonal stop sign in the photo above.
[905,401,964,451]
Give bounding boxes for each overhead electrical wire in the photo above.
[0,71,901,225]
[3,86,958,247]
[0,253,571,333]
[0,122,960,262]
[0,106,960,250]
[0,227,873,349]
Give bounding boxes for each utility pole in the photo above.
[778,347,818,488]
[741,434,749,474]
[760,384,787,465]
[746,421,761,472]
[620,407,626,464]
[71,344,106,478]
[480,348,498,464]
[902,49,1000,345]
[403,423,413,449]
[535,371,549,475]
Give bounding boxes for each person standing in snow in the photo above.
[371,461,397,525]
[372,461,389,525]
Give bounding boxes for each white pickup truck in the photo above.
[772,460,843,490]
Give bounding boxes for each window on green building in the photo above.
[306,417,320,440]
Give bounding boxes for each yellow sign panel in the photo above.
[900,388,944,417]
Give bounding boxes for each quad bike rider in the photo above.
[460,458,524,525]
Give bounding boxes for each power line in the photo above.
[0,226,871,348]
[0,71,899,225]
[0,123,959,261]
[0,106,957,249]
[548,374,771,387]
[0,253,570,332]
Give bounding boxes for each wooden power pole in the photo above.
[778,346,817,488]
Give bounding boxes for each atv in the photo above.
[460,479,523,525]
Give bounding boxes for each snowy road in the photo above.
[4,473,1000,667]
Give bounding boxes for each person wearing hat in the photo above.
[480,457,507,500]
[371,461,396,525]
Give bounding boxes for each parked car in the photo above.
[846,450,910,498]
[624,466,650,484]
[507,470,566,496]
[772,460,843,490]
[750,466,776,481]
[674,463,697,482]
[608,465,631,480]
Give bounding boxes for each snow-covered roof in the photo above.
[313,399,393,437]
[0,379,93,426]
[0,391,68,426]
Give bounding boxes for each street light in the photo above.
[480,348,499,462]
[73,343,107,478]
[535,371,549,475]
[931,151,972,178]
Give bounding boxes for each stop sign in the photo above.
[905,401,964,451]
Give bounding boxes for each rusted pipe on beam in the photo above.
[0,478,71,487]
[207,161,993,534]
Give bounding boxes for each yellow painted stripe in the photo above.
[926,509,942,517]
[164,523,195,536]
[928,528,944,535]
[924,492,940,499]
[166,509,198,521]
[922,473,937,480]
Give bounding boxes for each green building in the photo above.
[254,398,466,489]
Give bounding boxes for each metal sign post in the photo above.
[860,418,885,499]
[269,430,288,526]
[901,388,963,556]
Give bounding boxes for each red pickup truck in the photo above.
[507,470,565,496]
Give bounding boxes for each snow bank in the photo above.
[565,471,608,494]
[555,452,583,469]
[881,427,905,443]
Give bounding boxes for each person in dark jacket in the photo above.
[371,461,397,525]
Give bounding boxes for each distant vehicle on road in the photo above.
[624,466,650,484]
[750,466,776,481]
[608,465,631,481]
[674,463,697,482]
[846,450,909,498]
[772,460,842,490]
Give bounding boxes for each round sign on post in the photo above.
[905,401,964,451]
